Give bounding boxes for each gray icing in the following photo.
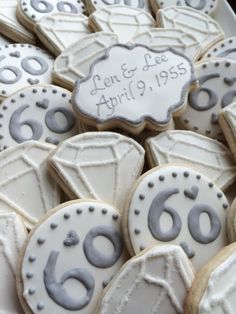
[46,137,60,145]
[185,0,206,10]
[101,0,120,4]
[180,242,195,259]
[0,66,22,84]
[83,225,123,268]
[188,204,221,244]
[63,230,80,247]
[221,90,236,108]
[218,48,236,58]
[224,77,236,87]
[189,74,220,111]
[36,99,49,109]
[27,78,40,85]
[31,0,53,13]
[44,250,95,310]
[9,52,21,58]
[57,2,78,13]
[148,188,182,241]
[184,186,199,200]
[21,56,49,76]
[9,105,43,143]
[99,0,144,8]
[45,108,75,133]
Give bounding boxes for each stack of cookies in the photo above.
[1,0,236,313]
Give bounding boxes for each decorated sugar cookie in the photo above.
[0,44,54,101]
[153,0,218,15]
[186,243,236,314]
[0,0,36,44]
[35,13,90,56]
[0,141,60,228]
[157,6,224,54]
[132,28,202,61]
[98,245,195,314]
[17,200,127,314]
[73,44,196,134]
[123,165,229,270]
[53,32,119,90]
[17,0,86,31]
[0,213,27,314]
[177,59,236,141]
[145,130,236,191]
[0,84,77,150]
[202,37,236,61]
[48,132,145,211]
[89,6,155,43]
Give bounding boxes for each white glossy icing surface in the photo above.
[126,165,228,270]
[146,130,236,190]
[98,245,195,314]
[0,141,60,228]
[0,213,27,314]
[49,132,145,211]
[21,200,127,314]
[89,5,155,43]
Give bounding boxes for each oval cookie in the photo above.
[123,165,229,270]
[98,245,195,314]
[177,59,236,141]
[145,130,236,191]
[0,84,77,150]
[53,32,119,91]
[17,200,127,314]
[202,37,236,61]
[0,141,60,228]
[48,132,145,211]
[0,44,54,101]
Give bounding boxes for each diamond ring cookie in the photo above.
[53,32,119,91]
[0,44,54,101]
[73,44,196,134]
[132,28,202,62]
[186,242,236,314]
[48,132,145,211]
[202,37,236,61]
[0,141,61,229]
[0,213,27,314]
[0,84,77,150]
[157,6,224,54]
[177,59,236,141]
[88,6,155,43]
[123,165,229,270]
[17,200,127,314]
[145,130,236,191]
[98,245,195,314]
[34,13,90,57]
[17,0,86,31]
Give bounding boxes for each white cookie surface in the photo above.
[178,59,236,140]
[202,37,236,61]
[0,44,54,101]
[0,141,60,228]
[48,132,145,211]
[73,44,196,133]
[98,245,195,314]
[146,130,236,191]
[19,200,127,314]
[53,32,119,90]
[132,28,202,61]
[124,165,228,270]
[0,84,77,150]
[0,213,27,314]
[157,6,224,54]
[35,13,90,56]
[89,5,155,43]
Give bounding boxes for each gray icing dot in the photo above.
[83,225,123,268]
[36,99,49,109]
[188,204,221,244]
[185,0,206,10]
[28,288,36,295]
[26,272,34,279]
[0,66,22,84]
[89,206,95,212]
[64,213,70,219]
[50,223,58,229]
[63,230,80,247]
[180,242,195,259]
[218,48,236,58]
[27,78,40,85]
[9,51,21,58]
[57,2,78,13]
[184,186,199,200]
[21,56,49,76]
[28,256,36,263]
[76,208,83,214]
[44,250,94,310]
[134,209,140,215]
[134,229,141,235]
[45,107,75,134]
[148,188,181,241]
[102,209,107,214]
[221,90,236,108]
[37,303,44,311]
[37,237,45,245]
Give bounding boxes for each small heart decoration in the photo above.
[27,78,40,85]
[36,99,49,109]
[9,51,21,58]
[63,230,80,247]
[184,186,199,200]
[224,77,236,86]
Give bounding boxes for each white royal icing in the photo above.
[0,141,60,229]
[35,13,90,56]
[146,130,236,191]
[157,6,224,54]
[0,213,27,314]
[53,32,119,90]
[98,245,195,314]
[73,44,195,133]
[89,5,155,43]
[20,200,127,314]
[132,28,202,61]
[202,37,236,62]
[48,132,145,211]
[125,165,229,270]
